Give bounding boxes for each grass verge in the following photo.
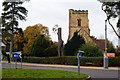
[2,69,88,80]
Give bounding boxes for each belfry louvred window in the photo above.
[78,19,81,26]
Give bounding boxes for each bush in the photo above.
[78,43,103,57]
[23,56,120,67]
[109,57,120,66]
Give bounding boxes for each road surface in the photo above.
[2,63,119,80]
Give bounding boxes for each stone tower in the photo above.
[68,9,93,43]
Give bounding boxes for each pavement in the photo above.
[1,61,119,70]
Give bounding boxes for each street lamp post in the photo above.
[104,20,108,69]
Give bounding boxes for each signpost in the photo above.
[77,50,84,75]
[13,53,19,59]
[12,52,22,69]
[13,53,19,69]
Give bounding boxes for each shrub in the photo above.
[23,56,119,67]
[78,43,103,57]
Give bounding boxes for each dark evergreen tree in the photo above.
[1,1,28,63]
[44,44,58,57]
[31,35,51,57]
[64,31,85,56]
[2,2,28,30]
[107,40,115,53]
[116,47,120,56]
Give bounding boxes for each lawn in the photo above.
[2,69,88,80]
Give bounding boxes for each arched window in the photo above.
[78,19,81,26]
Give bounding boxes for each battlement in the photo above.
[69,9,88,14]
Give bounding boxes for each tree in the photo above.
[2,2,28,30]
[79,43,102,57]
[116,46,120,56]
[2,29,12,51]
[2,1,28,63]
[44,44,58,57]
[13,28,24,51]
[64,31,85,56]
[107,40,116,53]
[98,1,120,39]
[44,41,59,57]
[23,24,50,55]
[2,28,24,51]
[31,35,51,57]
[53,25,64,56]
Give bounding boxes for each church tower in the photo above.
[68,9,93,43]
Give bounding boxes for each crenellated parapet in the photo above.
[69,9,88,14]
[68,9,93,43]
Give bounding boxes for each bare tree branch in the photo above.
[108,19,120,39]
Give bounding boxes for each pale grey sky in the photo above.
[0,0,118,46]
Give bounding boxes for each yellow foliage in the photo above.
[13,34,24,50]
[23,24,50,55]
[2,31,24,51]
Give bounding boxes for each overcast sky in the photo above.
[0,0,118,46]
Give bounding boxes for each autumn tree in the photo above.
[2,29,11,51]
[2,28,24,51]
[23,24,50,55]
[13,28,24,51]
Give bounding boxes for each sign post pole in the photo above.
[19,53,22,69]
[77,50,84,75]
[13,53,19,69]
[15,59,17,69]
[20,55,22,69]
[78,54,80,75]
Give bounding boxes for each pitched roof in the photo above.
[93,39,105,51]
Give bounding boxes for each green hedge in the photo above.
[23,56,120,67]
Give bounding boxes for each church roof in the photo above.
[93,39,105,51]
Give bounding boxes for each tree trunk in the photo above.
[9,3,15,63]
[57,28,64,56]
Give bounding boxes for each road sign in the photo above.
[77,53,82,60]
[77,50,84,75]
[104,53,115,57]
[13,53,19,59]
[13,52,22,69]
[6,52,22,58]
